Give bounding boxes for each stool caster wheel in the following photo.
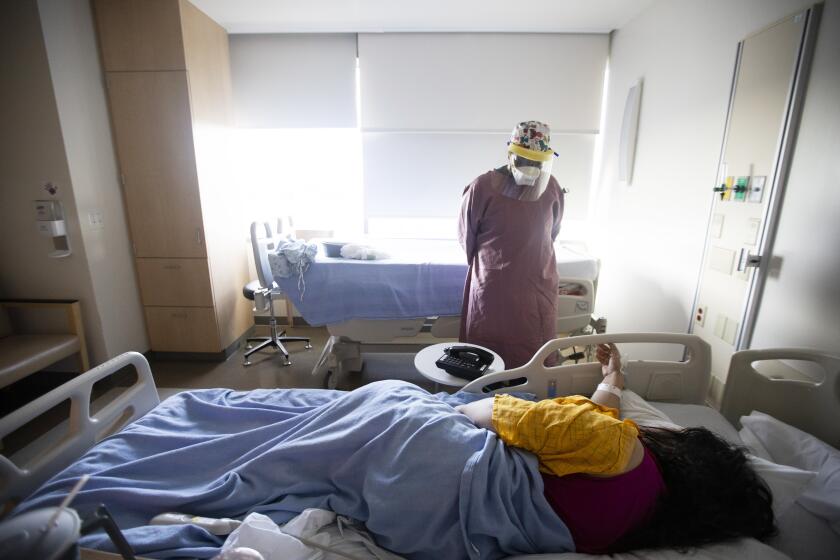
[283,359,292,367]
[305,343,313,349]
[243,359,252,367]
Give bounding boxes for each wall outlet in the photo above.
[695,305,707,327]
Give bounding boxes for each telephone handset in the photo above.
[435,345,495,381]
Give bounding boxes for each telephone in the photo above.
[435,345,495,381]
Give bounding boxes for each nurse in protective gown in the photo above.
[458,121,564,368]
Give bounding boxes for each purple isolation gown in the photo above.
[458,169,564,368]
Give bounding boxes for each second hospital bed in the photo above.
[267,237,601,386]
[2,333,839,559]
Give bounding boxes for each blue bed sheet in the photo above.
[17,381,573,559]
[271,239,468,326]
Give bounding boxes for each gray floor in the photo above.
[150,325,440,395]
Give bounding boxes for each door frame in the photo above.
[688,5,822,351]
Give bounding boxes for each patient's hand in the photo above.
[597,344,622,375]
[455,398,496,432]
[596,343,625,389]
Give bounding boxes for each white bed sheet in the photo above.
[650,402,743,445]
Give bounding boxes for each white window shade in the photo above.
[230,34,357,128]
[358,33,608,132]
[363,132,595,222]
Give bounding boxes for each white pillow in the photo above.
[619,390,681,430]
[746,454,817,518]
[619,391,814,519]
[740,411,840,531]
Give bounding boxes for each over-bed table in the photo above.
[2,333,838,559]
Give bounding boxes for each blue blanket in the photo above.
[17,381,573,559]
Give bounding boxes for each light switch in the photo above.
[87,211,104,230]
[709,246,735,275]
[713,314,727,338]
[745,218,761,246]
[711,214,724,239]
[722,318,739,345]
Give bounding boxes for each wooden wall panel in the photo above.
[93,0,186,71]
[105,71,206,258]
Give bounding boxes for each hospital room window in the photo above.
[229,34,363,237]
[357,33,608,243]
[231,128,364,237]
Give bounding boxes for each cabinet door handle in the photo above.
[170,312,188,319]
[163,264,182,270]
[196,228,203,245]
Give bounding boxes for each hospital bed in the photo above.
[268,237,601,387]
[2,333,838,560]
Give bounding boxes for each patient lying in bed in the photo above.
[17,346,774,559]
[456,344,776,554]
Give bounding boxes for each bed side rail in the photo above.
[461,332,711,404]
[721,348,840,449]
[0,351,159,506]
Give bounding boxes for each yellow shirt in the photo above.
[491,394,640,477]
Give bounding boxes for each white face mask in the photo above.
[511,165,541,186]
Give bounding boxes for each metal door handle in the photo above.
[737,248,761,271]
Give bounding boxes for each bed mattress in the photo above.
[271,239,599,326]
[650,402,744,444]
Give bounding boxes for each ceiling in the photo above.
[192,0,658,34]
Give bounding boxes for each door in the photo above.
[106,71,207,258]
[690,8,821,403]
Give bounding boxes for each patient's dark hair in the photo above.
[614,426,777,552]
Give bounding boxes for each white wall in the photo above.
[0,0,147,367]
[230,34,358,128]
[37,0,148,359]
[0,0,104,364]
[593,0,840,359]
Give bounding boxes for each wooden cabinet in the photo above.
[106,71,205,258]
[94,0,250,356]
[135,258,214,307]
[93,0,186,71]
[144,307,220,353]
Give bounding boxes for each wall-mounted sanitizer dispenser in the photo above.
[35,200,71,258]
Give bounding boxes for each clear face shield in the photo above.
[506,152,553,201]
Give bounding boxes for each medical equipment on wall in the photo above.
[34,200,71,258]
[618,79,642,185]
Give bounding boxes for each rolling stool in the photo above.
[242,280,311,366]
